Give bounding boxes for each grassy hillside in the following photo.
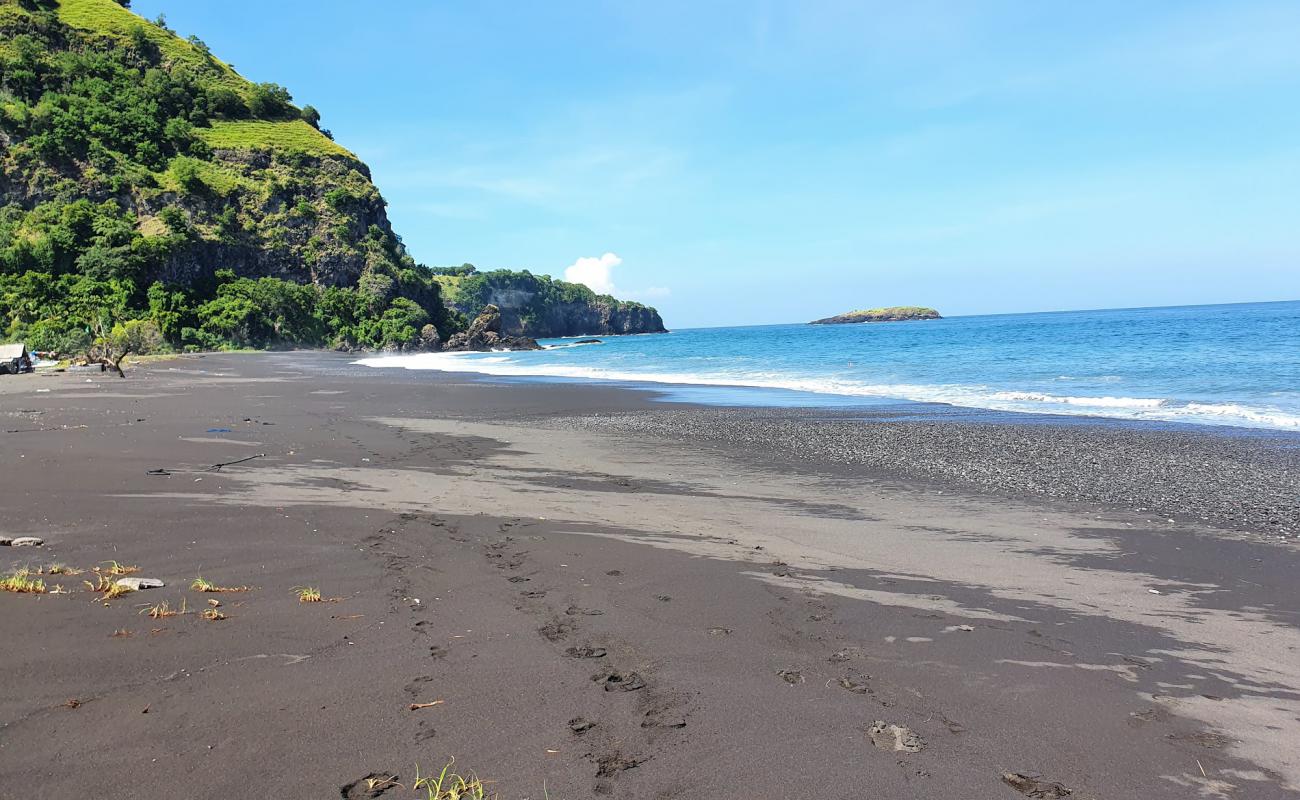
[0,0,451,354]
[196,120,356,160]
[56,0,244,87]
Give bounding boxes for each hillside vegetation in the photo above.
[0,0,453,353]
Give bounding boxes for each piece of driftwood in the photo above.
[147,453,267,476]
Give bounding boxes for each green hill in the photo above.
[0,0,455,352]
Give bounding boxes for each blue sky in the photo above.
[135,1,1300,327]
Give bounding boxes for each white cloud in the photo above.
[564,252,622,295]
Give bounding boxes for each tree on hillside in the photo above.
[248,82,294,119]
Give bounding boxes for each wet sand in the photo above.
[1,352,1298,799]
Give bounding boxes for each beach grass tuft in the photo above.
[413,760,491,800]
[1,570,47,594]
[44,563,83,576]
[201,607,227,621]
[97,561,139,576]
[141,598,187,619]
[292,586,323,603]
[191,576,249,593]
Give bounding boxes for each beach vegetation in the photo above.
[1,569,47,594]
[97,560,139,576]
[413,761,491,800]
[190,575,248,593]
[84,574,133,600]
[200,607,226,621]
[141,598,186,618]
[292,585,322,603]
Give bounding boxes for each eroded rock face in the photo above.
[443,305,541,352]
[441,272,668,337]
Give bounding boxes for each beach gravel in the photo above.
[551,407,1300,537]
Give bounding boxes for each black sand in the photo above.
[1,352,1297,799]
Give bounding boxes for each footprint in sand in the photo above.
[600,671,646,692]
[539,620,576,642]
[565,645,608,659]
[868,721,923,753]
[403,676,433,696]
[340,772,401,799]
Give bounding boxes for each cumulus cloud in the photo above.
[563,252,622,295]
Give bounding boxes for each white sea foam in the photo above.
[355,352,1300,431]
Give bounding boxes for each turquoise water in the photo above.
[360,300,1300,430]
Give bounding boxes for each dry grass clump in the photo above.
[201,608,227,621]
[413,761,491,800]
[190,576,249,593]
[43,564,83,576]
[292,586,322,603]
[96,561,139,576]
[141,598,187,619]
[1,569,47,594]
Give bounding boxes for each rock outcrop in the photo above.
[810,306,941,325]
[442,305,542,352]
[436,269,667,338]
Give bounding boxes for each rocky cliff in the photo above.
[435,268,667,338]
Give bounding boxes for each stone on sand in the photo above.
[115,577,164,590]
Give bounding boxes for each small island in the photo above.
[809,306,942,325]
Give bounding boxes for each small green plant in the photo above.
[412,760,491,800]
[292,586,322,603]
[191,576,248,593]
[1,570,47,594]
[97,561,140,576]
[44,563,83,576]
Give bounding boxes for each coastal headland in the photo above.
[1,353,1298,799]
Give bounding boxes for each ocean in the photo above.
[358,300,1300,431]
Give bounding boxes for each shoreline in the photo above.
[354,347,1300,433]
[2,352,1298,798]
[345,360,1300,538]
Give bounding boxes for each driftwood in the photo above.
[147,453,267,476]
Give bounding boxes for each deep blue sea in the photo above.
[359,300,1300,431]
